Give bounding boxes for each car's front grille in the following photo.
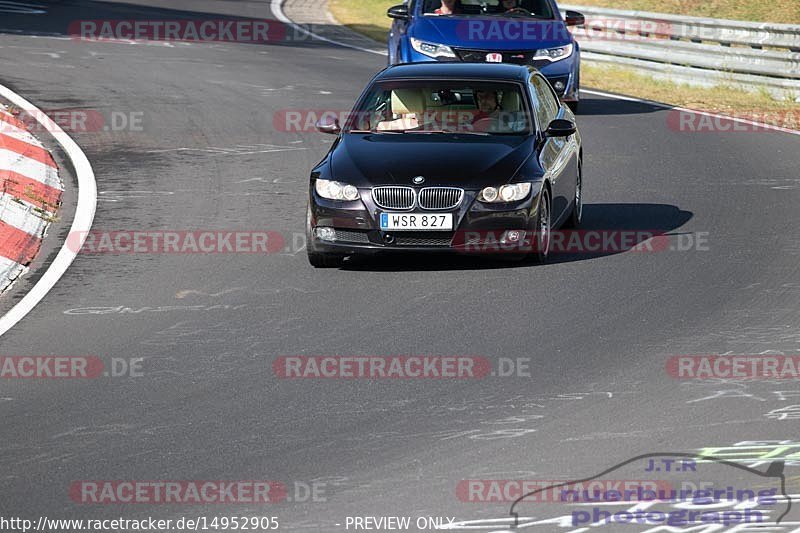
[394,233,453,247]
[453,48,551,69]
[372,186,415,210]
[418,187,463,210]
[333,229,370,244]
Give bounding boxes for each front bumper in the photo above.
[309,187,542,256]
[403,45,580,101]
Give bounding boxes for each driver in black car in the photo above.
[472,90,503,131]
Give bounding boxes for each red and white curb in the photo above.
[0,83,96,338]
[0,104,63,292]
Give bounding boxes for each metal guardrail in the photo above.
[559,4,800,99]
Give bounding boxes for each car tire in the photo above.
[563,156,583,229]
[531,186,551,263]
[306,204,344,268]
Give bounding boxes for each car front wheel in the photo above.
[531,187,551,263]
[564,157,583,228]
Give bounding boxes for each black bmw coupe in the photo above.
[306,62,582,267]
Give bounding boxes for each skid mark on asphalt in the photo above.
[175,287,246,299]
[62,303,252,315]
[236,177,293,183]
[28,51,60,59]
[97,190,175,202]
[207,80,297,94]
[146,144,306,156]
[52,424,133,439]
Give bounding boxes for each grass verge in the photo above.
[568,0,798,25]
[328,0,396,43]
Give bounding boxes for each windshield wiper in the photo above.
[484,13,552,19]
[348,129,401,134]
[403,129,492,136]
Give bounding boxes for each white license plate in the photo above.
[380,213,453,231]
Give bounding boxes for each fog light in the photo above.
[314,227,336,241]
[554,81,566,91]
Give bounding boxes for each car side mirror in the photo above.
[316,117,341,135]
[387,5,410,20]
[545,118,576,138]
[564,10,585,26]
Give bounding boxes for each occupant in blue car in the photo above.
[434,0,462,15]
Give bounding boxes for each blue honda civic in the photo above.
[387,0,584,111]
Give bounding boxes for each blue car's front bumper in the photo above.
[400,45,579,102]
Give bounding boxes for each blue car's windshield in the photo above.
[345,80,531,135]
[423,0,555,19]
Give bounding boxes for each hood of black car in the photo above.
[330,134,534,189]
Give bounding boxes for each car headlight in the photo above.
[533,44,574,62]
[478,183,532,203]
[315,179,360,201]
[411,38,456,59]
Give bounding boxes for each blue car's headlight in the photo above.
[478,183,532,203]
[316,179,360,201]
[411,38,457,59]
[534,44,574,62]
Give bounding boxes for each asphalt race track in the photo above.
[1,1,800,531]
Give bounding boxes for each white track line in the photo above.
[0,83,97,338]
[271,0,387,56]
[271,0,799,136]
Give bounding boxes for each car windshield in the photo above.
[423,0,555,19]
[344,80,531,135]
